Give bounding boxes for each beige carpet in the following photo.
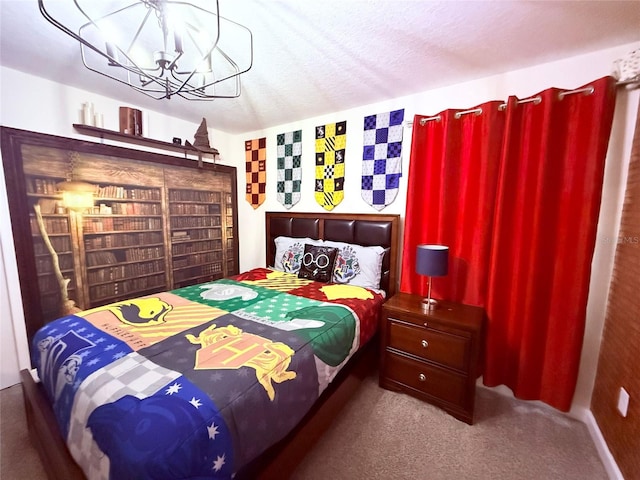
[292,374,608,479]
[0,382,47,480]
[1,373,607,479]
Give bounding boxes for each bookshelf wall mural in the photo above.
[1,128,238,342]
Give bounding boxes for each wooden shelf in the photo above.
[73,124,219,157]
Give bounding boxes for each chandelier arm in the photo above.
[79,52,177,95]
[39,0,117,66]
[74,0,147,67]
[167,51,183,72]
[184,21,220,59]
[173,29,251,90]
[180,11,254,79]
[201,27,254,82]
[80,47,162,80]
[194,50,245,94]
[168,70,204,98]
[141,73,187,94]
[169,74,242,100]
[182,89,241,100]
[72,0,136,24]
[80,62,168,99]
[126,8,154,59]
[204,48,242,85]
[74,6,165,85]
[172,65,242,99]
[217,12,254,69]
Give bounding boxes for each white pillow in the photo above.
[273,236,322,273]
[323,240,385,290]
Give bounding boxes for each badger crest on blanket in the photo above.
[186,324,296,401]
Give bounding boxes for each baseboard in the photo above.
[571,407,624,480]
[478,379,624,480]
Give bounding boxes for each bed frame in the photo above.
[20,211,400,480]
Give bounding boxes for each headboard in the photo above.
[265,212,400,297]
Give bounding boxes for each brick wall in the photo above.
[591,98,640,479]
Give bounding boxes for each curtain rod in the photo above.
[407,76,639,127]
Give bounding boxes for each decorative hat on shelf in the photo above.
[185,118,218,167]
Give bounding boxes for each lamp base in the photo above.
[421,298,439,311]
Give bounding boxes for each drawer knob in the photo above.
[423,322,428,328]
[419,373,427,382]
[421,340,429,348]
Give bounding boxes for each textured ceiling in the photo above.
[1,0,639,134]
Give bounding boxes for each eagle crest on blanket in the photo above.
[186,324,296,401]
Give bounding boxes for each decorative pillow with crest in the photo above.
[273,236,322,273]
[297,244,338,283]
[323,240,385,290]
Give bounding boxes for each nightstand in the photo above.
[379,292,485,424]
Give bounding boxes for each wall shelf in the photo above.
[72,123,219,158]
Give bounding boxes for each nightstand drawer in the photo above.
[388,319,469,371]
[384,351,467,407]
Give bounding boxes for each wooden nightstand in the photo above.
[379,292,485,424]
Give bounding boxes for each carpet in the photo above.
[0,372,607,479]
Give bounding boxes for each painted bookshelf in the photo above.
[169,188,225,288]
[82,184,167,306]
[17,142,238,317]
[25,175,80,322]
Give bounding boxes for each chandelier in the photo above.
[38,0,253,100]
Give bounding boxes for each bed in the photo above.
[20,211,399,479]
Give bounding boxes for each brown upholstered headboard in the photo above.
[265,212,400,297]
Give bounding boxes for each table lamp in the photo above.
[416,244,449,311]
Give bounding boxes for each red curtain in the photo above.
[400,76,618,410]
[483,77,617,410]
[401,101,505,306]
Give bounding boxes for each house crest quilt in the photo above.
[32,268,383,479]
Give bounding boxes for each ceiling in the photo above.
[1,1,639,135]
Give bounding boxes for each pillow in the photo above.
[273,236,322,273]
[323,240,385,290]
[297,244,338,283]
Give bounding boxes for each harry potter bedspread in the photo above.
[32,268,384,479]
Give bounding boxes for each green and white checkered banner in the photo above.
[276,130,302,209]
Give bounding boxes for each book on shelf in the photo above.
[29,178,60,195]
[89,273,166,302]
[99,203,113,215]
[30,216,69,235]
[86,251,118,267]
[95,185,161,201]
[169,190,220,203]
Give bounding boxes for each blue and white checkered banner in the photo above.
[361,109,404,210]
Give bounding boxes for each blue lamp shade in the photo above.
[416,245,449,277]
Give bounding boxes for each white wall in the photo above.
[0,160,24,388]
[1,41,639,416]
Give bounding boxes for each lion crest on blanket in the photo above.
[186,324,296,401]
